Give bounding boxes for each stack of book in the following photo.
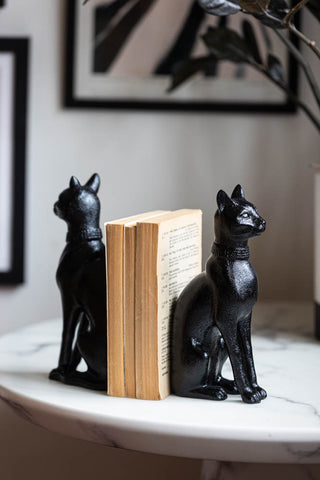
[105,209,202,400]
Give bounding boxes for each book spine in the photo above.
[135,223,161,400]
[106,224,126,397]
[123,226,136,398]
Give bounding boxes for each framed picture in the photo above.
[0,38,29,284]
[65,0,298,112]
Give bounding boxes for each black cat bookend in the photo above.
[171,185,266,404]
[49,174,107,391]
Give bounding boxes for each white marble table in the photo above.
[1,303,320,474]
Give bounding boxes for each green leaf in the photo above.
[202,27,252,63]
[239,0,270,14]
[267,54,284,83]
[242,20,263,64]
[168,56,217,93]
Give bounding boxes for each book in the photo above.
[135,209,202,400]
[105,211,166,398]
[122,211,169,398]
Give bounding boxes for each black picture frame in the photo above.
[65,0,299,112]
[0,38,29,284]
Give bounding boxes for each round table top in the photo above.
[1,302,320,464]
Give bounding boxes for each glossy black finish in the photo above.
[171,185,266,404]
[49,174,107,391]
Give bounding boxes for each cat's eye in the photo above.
[241,212,249,218]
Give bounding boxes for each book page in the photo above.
[158,212,202,396]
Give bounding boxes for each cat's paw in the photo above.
[241,389,261,404]
[216,377,239,395]
[190,385,228,401]
[253,386,267,400]
[49,366,67,382]
[211,387,228,401]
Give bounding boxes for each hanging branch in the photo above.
[282,0,320,60]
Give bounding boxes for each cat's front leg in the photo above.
[216,315,261,404]
[238,314,267,400]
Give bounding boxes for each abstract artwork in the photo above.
[65,0,298,111]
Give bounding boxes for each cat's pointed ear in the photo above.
[69,176,81,190]
[217,190,234,212]
[231,184,245,199]
[86,173,100,193]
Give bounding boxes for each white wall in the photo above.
[0,1,319,479]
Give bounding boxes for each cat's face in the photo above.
[54,174,100,223]
[216,185,266,241]
[54,187,81,221]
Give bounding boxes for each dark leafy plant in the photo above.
[170,0,320,132]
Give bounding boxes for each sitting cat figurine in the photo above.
[49,173,107,390]
[171,185,266,404]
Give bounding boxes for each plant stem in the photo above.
[282,0,320,60]
[274,29,320,111]
[248,60,320,132]
[288,23,320,60]
[283,0,309,24]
